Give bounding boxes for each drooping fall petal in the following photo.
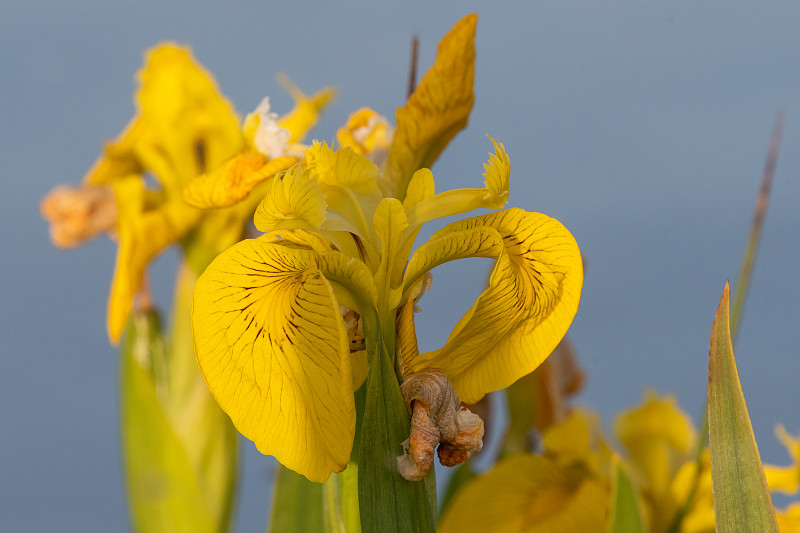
[382,14,476,200]
[192,239,356,482]
[404,208,583,404]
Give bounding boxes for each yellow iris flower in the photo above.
[191,13,582,485]
[438,410,611,533]
[615,392,716,533]
[42,43,332,343]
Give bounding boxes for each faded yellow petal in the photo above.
[614,392,695,502]
[183,151,298,208]
[765,425,800,494]
[382,14,476,200]
[438,454,608,533]
[192,239,355,482]
[136,43,243,189]
[83,116,148,186]
[108,176,200,342]
[671,451,715,533]
[776,503,800,533]
[405,208,583,404]
[275,74,336,144]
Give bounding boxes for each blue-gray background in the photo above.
[3,1,799,530]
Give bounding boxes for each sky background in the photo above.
[3,1,800,531]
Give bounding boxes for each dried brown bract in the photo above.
[40,184,117,248]
[397,368,484,481]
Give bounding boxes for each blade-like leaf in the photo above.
[268,464,324,533]
[607,456,645,533]
[358,314,436,533]
[708,281,778,532]
[121,310,216,533]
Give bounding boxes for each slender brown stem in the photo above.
[668,111,786,533]
[730,110,785,344]
[407,36,419,99]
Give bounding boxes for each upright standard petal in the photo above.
[381,14,476,200]
[405,208,583,404]
[192,239,356,482]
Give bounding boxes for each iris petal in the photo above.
[382,14,476,200]
[405,208,582,403]
[192,239,356,482]
[438,453,607,533]
[183,152,298,209]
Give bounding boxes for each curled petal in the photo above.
[183,151,298,208]
[405,138,511,230]
[396,369,484,481]
[382,14,476,200]
[482,135,510,202]
[192,239,356,482]
[254,164,327,232]
[405,208,583,404]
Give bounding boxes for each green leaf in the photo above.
[357,314,437,533]
[268,464,324,533]
[121,310,216,533]
[323,466,362,533]
[121,263,239,533]
[607,456,645,533]
[707,281,778,532]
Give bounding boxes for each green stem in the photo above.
[357,309,437,533]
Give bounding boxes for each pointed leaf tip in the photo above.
[708,280,778,533]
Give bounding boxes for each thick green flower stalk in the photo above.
[41,44,333,532]
[190,14,583,531]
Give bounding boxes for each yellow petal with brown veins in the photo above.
[192,239,356,482]
[381,14,476,200]
[404,208,582,404]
